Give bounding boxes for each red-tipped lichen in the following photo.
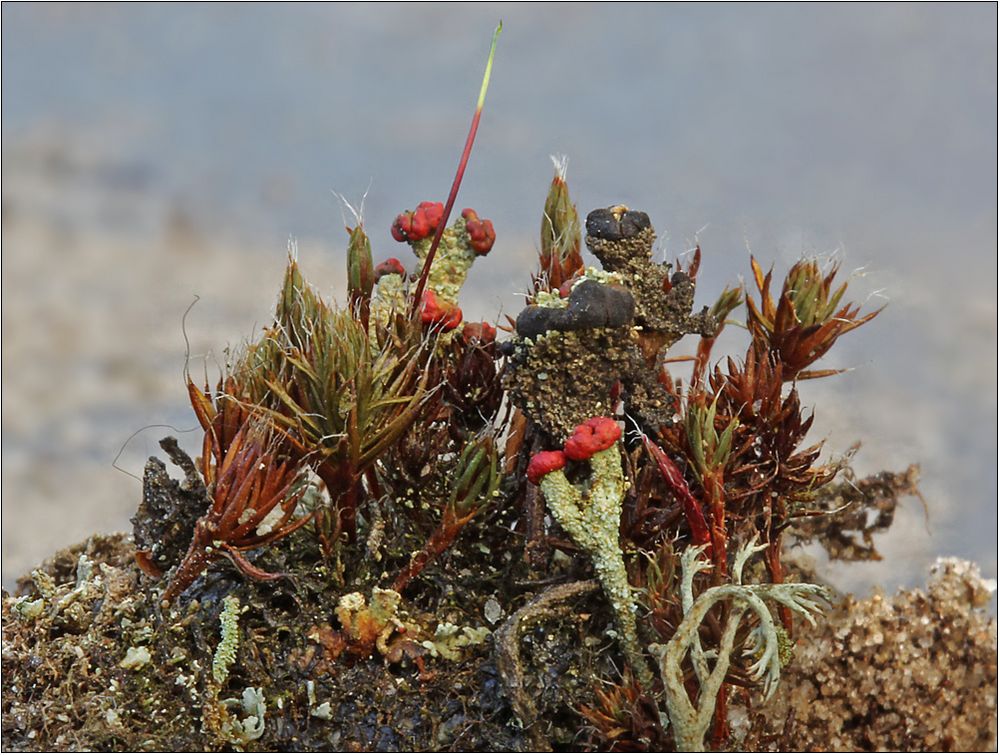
[564,416,622,461]
[374,257,407,280]
[527,449,567,485]
[392,201,445,243]
[420,289,463,330]
[461,208,496,255]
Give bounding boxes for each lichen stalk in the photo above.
[213,595,242,684]
[537,443,653,689]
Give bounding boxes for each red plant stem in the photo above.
[220,545,286,583]
[408,121,479,315]
[765,533,794,634]
[316,459,357,547]
[392,507,474,592]
[410,24,501,316]
[161,524,213,605]
[710,686,730,748]
[705,472,728,578]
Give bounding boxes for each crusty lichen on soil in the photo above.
[3,527,995,751]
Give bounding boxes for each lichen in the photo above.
[12,596,45,620]
[410,215,489,307]
[648,540,830,751]
[369,270,407,336]
[119,646,152,670]
[218,687,266,747]
[332,587,415,660]
[212,595,242,684]
[532,289,568,309]
[536,441,652,688]
[503,326,639,441]
[306,681,333,721]
[420,622,491,661]
[30,568,56,599]
[575,265,626,289]
[584,206,714,357]
[759,558,998,752]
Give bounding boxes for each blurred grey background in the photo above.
[2,4,996,595]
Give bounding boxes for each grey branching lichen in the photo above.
[649,540,830,752]
[219,687,266,747]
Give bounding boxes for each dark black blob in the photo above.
[515,279,635,339]
[497,340,516,357]
[585,207,651,241]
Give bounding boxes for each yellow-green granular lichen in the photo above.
[573,265,625,289]
[775,624,794,667]
[421,623,491,661]
[119,646,152,670]
[212,595,242,684]
[409,216,488,307]
[537,443,652,689]
[532,289,568,309]
[369,270,407,337]
[12,596,45,620]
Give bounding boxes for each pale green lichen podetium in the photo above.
[213,595,242,684]
[649,540,830,751]
[369,270,407,336]
[410,216,482,307]
[537,443,653,689]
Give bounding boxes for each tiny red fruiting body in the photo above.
[392,201,445,243]
[374,257,406,280]
[461,208,496,255]
[564,416,622,461]
[420,289,463,330]
[527,449,567,485]
[462,320,497,343]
